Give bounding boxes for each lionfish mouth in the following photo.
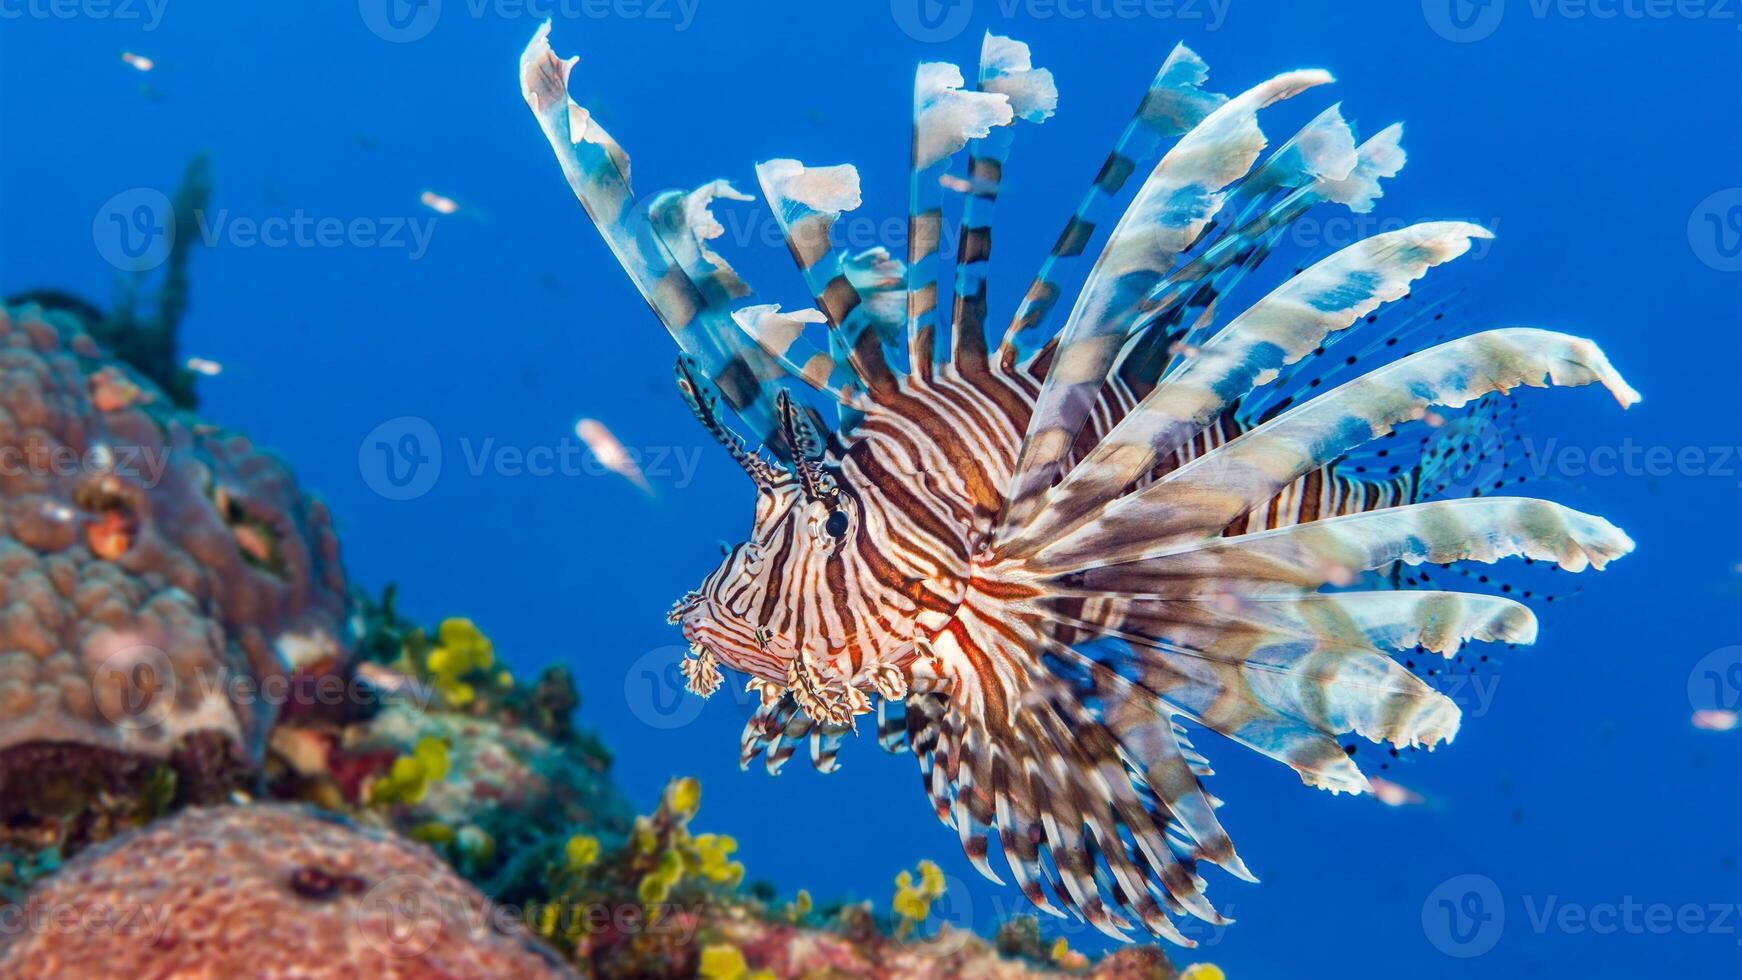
[665,590,703,627]
[668,590,801,694]
[668,589,743,659]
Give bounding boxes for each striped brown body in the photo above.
[675,356,1410,727]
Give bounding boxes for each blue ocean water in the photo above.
[3,1,1739,976]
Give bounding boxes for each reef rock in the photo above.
[356,700,625,829]
[0,302,348,851]
[695,906,1179,979]
[0,803,575,979]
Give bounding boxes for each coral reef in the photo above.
[688,913,1179,979]
[0,804,575,979]
[0,542,1181,977]
[268,606,632,906]
[511,775,1180,979]
[0,300,348,860]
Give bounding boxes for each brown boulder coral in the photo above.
[0,804,576,979]
[0,302,348,852]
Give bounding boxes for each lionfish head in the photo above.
[667,374,862,691]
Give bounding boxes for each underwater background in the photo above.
[2,0,1740,976]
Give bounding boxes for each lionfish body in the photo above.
[521,24,1638,943]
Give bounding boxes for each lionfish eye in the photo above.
[825,509,849,538]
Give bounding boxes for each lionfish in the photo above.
[519,24,1638,943]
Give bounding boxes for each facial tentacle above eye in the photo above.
[675,355,783,491]
[776,389,841,506]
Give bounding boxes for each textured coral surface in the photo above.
[0,303,346,777]
[0,804,577,979]
[699,907,1178,979]
[361,701,628,832]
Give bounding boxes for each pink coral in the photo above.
[697,909,1176,980]
[0,303,348,834]
[0,804,576,978]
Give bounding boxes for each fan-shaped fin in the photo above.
[755,159,900,398]
[907,61,1016,372]
[1034,329,1639,568]
[731,304,844,397]
[1056,617,1461,759]
[521,25,803,453]
[998,44,1229,359]
[738,692,852,775]
[1004,222,1492,555]
[1046,590,1537,659]
[1044,498,1636,597]
[1115,103,1360,383]
[948,33,1057,373]
[998,68,1335,541]
[1117,123,1408,396]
